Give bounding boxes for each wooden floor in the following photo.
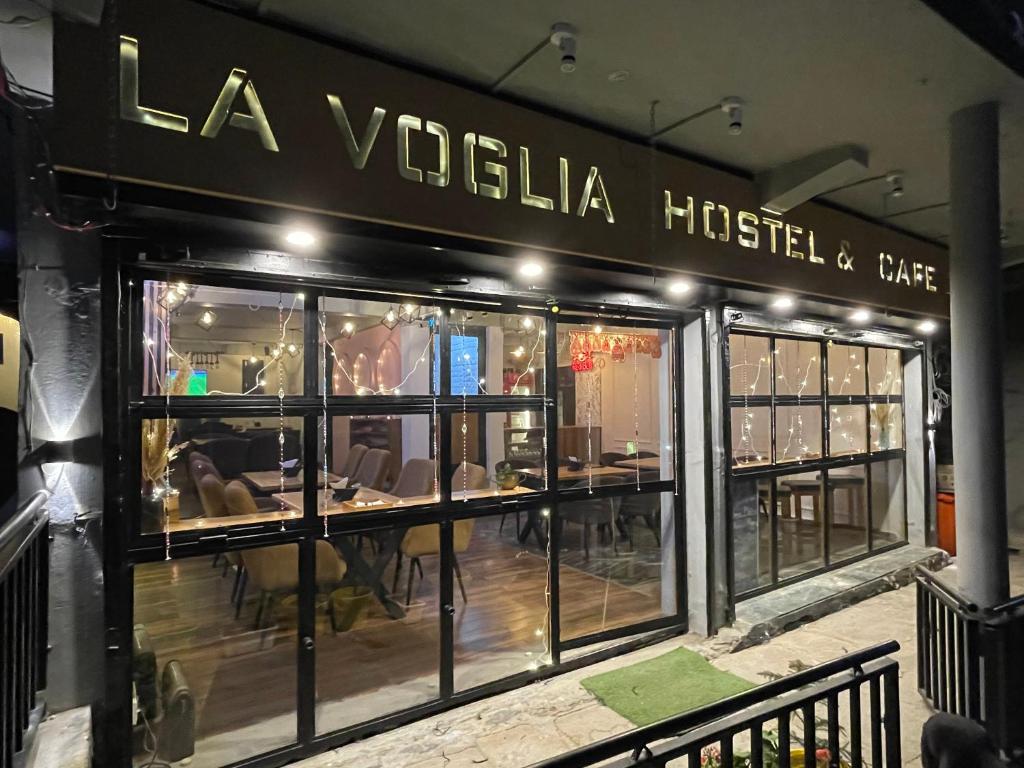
[132,516,667,757]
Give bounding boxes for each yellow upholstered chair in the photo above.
[197,474,227,518]
[395,463,486,605]
[241,542,347,628]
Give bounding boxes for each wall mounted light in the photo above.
[519,261,544,278]
[668,279,693,295]
[285,229,316,247]
[849,309,871,324]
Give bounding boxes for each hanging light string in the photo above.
[319,308,330,538]
[324,317,435,396]
[633,322,641,490]
[277,295,288,531]
[161,288,173,560]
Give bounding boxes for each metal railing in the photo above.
[0,491,49,768]
[531,641,902,768]
[916,566,1024,760]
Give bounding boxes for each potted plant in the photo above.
[494,462,523,491]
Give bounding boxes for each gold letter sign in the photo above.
[119,36,188,133]
[200,68,279,152]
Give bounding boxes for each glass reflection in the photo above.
[776,472,824,578]
[555,323,674,486]
[774,338,821,396]
[132,548,301,767]
[730,477,772,593]
[828,466,869,560]
[870,458,906,548]
[870,404,904,451]
[827,344,865,396]
[775,405,822,463]
[729,334,771,396]
[447,309,546,396]
[142,417,304,535]
[559,491,674,640]
[731,406,771,467]
[142,281,304,397]
[868,347,903,396]
[828,405,867,456]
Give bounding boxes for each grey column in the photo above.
[949,101,1009,606]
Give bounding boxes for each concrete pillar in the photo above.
[949,101,1009,606]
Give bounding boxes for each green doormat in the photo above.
[581,647,754,726]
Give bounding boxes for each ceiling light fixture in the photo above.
[519,261,544,278]
[550,23,578,74]
[196,309,217,330]
[668,279,692,295]
[593,325,603,334]
[771,296,795,311]
[285,229,316,247]
[917,319,937,335]
[849,308,871,324]
[886,171,905,199]
[721,97,744,136]
[341,321,356,338]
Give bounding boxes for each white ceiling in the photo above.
[224,0,1024,250]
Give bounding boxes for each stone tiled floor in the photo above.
[305,549,996,768]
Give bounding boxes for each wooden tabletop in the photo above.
[521,465,636,482]
[274,485,535,515]
[242,470,341,493]
[612,457,663,471]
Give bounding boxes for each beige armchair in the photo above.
[241,542,347,628]
[352,448,391,490]
[394,462,486,606]
[390,458,437,499]
[197,474,227,517]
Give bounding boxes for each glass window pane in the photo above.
[451,411,545,497]
[776,472,824,579]
[320,295,438,396]
[132,547,300,765]
[447,309,545,396]
[828,465,868,560]
[315,526,441,732]
[870,458,906,548]
[774,338,821,396]
[453,512,549,690]
[775,405,822,463]
[143,417,305,535]
[728,334,771,396]
[555,324,674,485]
[142,280,304,397]
[827,344,865,395]
[731,406,771,467]
[828,405,868,457]
[870,404,904,451]
[730,477,772,593]
[868,347,903,396]
[559,491,675,640]
[319,415,438,517]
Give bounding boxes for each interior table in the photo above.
[273,486,533,619]
[779,474,866,524]
[242,470,341,494]
[612,457,663,472]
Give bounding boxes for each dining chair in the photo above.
[351,448,390,490]
[339,443,369,480]
[241,542,346,629]
[196,474,227,517]
[560,478,621,560]
[390,458,437,498]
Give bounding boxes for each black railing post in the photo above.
[883,667,902,767]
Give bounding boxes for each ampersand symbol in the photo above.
[837,240,855,271]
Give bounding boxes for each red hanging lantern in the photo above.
[571,350,594,372]
[611,340,625,362]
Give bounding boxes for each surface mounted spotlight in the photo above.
[721,97,744,136]
[285,229,316,247]
[519,261,544,278]
[196,309,217,330]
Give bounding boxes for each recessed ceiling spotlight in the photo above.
[608,69,630,83]
[668,279,692,295]
[771,295,795,311]
[196,309,217,330]
[519,261,544,278]
[721,96,744,136]
[431,246,443,251]
[917,319,937,335]
[285,229,316,247]
[593,324,603,334]
[886,171,905,199]
[849,308,871,324]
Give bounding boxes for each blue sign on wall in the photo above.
[434,335,480,395]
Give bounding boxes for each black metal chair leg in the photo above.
[235,569,247,620]
[499,513,507,534]
[405,557,419,605]
[646,514,661,546]
[254,590,266,629]
[583,522,591,561]
[392,551,403,594]
[231,563,243,602]
[416,558,424,577]
[453,555,468,604]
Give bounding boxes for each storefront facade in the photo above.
[32,2,947,767]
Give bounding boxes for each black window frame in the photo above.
[108,260,689,768]
[724,325,909,601]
